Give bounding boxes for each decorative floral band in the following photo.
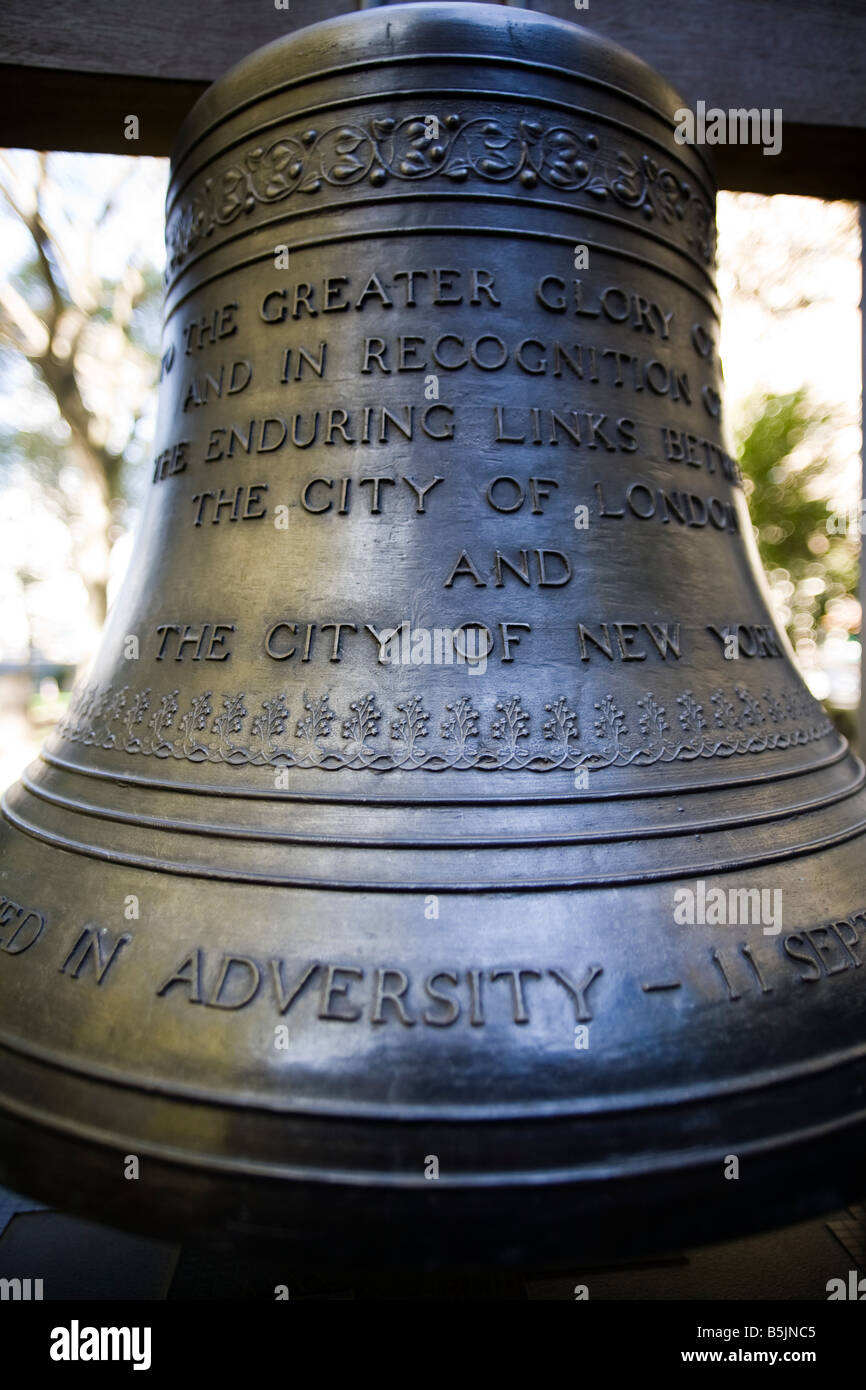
[53,680,830,773]
[165,111,716,277]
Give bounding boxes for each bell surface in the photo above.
[1,2,865,1270]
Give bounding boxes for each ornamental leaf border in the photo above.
[166,110,715,274]
[53,680,833,773]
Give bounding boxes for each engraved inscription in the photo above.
[660,427,740,482]
[699,909,866,1005]
[706,624,784,659]
[152,439,190,483]
[197,404,455,462]
[191,486,268,525]
[298,475,443,515]
[444,548,572,588]
[182,359,253,410]
[59,926,132,984]
[576,622,681,662]
[493,406,637,451]
[155,953,604,1026]
[155,623,236,661]
[0,896,46,956]
[592,479,739,533]
[182,301,238,354]
[782,918,865,982]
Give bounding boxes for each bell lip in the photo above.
[3,1092,865,1268]
[168,1,712,192]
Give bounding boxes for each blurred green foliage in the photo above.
[736,389,859,648]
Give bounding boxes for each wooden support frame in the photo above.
[0,0,863,197]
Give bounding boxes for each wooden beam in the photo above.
[0,0,864,197]
[709,125,866,202]
[0,65,205,158]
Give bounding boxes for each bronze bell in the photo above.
[1,1,865,1271]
